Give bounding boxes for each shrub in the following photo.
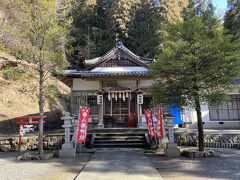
[2,66,27,81]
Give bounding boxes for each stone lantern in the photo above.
[59,112,75,158]
[165,115,180,157]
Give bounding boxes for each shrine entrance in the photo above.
[103,93,137,128]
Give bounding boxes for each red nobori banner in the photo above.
[144,109,155,137]
[76,107,90,143]
[156,106,164,139]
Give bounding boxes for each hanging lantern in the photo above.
[119,92,122,98]
[108,92,111,101]
[126,92,129,98]
[123,92,125,101]
[112,92,115,98]
[115,93,118,101]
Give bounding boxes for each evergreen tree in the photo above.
[128,0,189,58]
[104,0,135,45]
[224,0,240,41]
[128,0,160,58]
[159,0,189,23]
[66,0,96,68]
[151,1,240,151]
[66,0,190,63]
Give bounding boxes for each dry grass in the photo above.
[0,53,70,121]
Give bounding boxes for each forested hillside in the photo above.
[66,0,189,68]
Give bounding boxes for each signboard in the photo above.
[137,94,143,105]
[97,95,103,105]
[144,109,155,137]
[76,107,90,143]
[156,106,164,139]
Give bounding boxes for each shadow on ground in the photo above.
[147,148,240,180]
[0,148,240,180]
[0,151,93,180]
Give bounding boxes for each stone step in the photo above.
[94,137,145,141]
[94,140,146,144]
[88,128,148,134]
[93,143,147,148]
[94,135,145,139]
[94,133,147,136]
[90,129,148,148]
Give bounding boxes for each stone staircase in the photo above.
[89,128,149,148]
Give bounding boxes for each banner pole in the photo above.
[75,107,81,157]
[74,123,78,157]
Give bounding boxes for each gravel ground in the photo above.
[0,151,93,180]
[147,148,240,180]
[0,148,239,180]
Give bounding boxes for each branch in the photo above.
[20,61,40,72]
[42,63,57,81]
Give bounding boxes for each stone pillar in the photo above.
[137,94,144,128]
[71,115,78,143]
[97,105,104,128]
[59,113,75,158]
[165,115,180,157]
[97,94,104,128]
[167,117,175,144]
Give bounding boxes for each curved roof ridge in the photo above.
[99,47,116,61]
[84,43,154,68]
[85,57,101,64]
[120,44,140,60]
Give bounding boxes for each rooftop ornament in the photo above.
[115,40,123,48]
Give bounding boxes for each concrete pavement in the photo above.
[76,149,163,180]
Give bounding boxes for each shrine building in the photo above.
[62,42,240,129]
[62,41,155,128]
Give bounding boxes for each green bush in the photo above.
[2,66,26,81]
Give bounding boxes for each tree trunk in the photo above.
[38,63,44,156]
[195,95,204,151]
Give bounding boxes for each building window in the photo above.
[71,91,99,115]
[209,94,240,121]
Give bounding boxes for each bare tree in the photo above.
[0,0,67,156]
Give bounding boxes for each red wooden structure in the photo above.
[16,116,46,151]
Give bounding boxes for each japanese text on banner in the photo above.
[144,109,155,137]
[156,106,164,139]
[77,107,90,143]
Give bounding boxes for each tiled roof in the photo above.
[84,43,154,67]
[233,78,240,85]
[63,69,151,78]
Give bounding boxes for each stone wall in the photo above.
[175,133,240,148]
[0,135,64,152]
[1,133,240,152]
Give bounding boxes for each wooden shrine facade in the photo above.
[63,41,154,128]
